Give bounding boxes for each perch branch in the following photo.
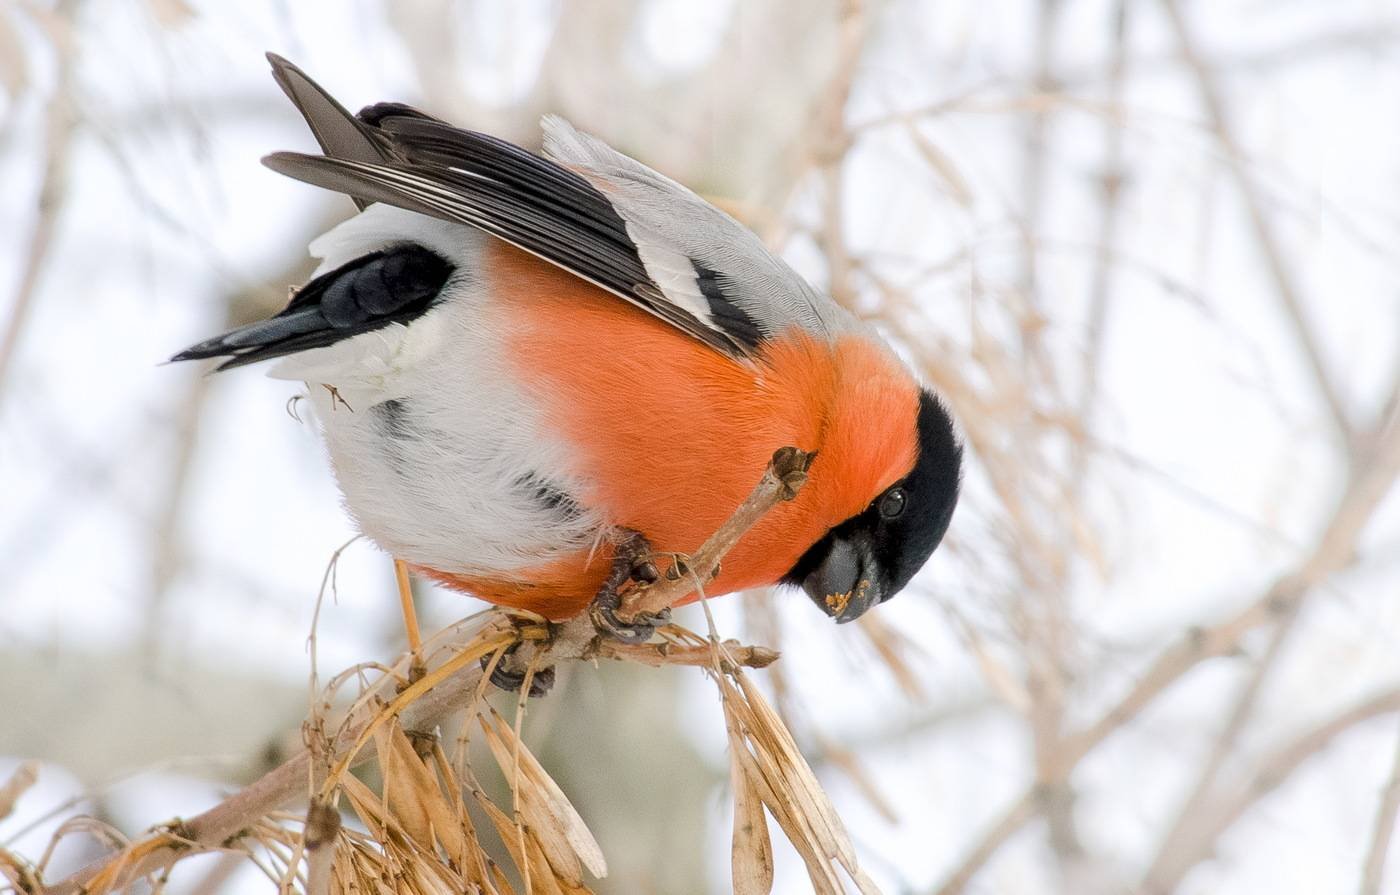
[41,449,803,895]
[614,446,814,622]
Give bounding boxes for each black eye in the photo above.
[878,487,907,519]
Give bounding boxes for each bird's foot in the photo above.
[588,529,669,644]
[480,644,555,697]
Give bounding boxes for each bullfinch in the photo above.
[175,55,962,639]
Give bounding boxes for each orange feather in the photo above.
[423,243,919,620]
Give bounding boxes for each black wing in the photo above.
[258,54,755,358]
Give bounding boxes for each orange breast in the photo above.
[424,243,919,620]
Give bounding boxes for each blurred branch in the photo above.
[1073,0,1130,476]
[0,0,80,407]
[1018,0,1090,876]
[1162,0,1355,445]
[936,412,1400,893]
[1359,717,1400,895]
[812,0,868,310]
[1140,688,1400,894]
[1139,596,1304,888]
[1360,717,1400,895]
[933,791,1037,895]
[1070,412,1400,759]
[140,370,215,664]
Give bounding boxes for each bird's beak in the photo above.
[801,536,884,624]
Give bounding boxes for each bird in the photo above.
[174,54,962,645]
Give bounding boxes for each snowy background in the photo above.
[3,0,1400,892]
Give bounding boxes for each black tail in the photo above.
[172,245,454,371]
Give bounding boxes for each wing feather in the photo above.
[260,60,850,358]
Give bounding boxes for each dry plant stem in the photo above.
[42,617,519,895]
[44,448,802,894]
[615,446,814,623]
[1360,717,1400,895]
[36,618,781,895]
[1161,0,1353,443]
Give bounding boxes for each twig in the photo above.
[595,634,779,669]
[1140,598,1304,888]
[1161,0,1354,443]
[1360,716,1400,895]
[615,446,814,622]
[935,416,1400,894]
[1140,688,1400,895]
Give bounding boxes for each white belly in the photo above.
[269,205,604,575]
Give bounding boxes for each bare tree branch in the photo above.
[1140,689,1400,894]
[935,413,1400,893]
[1161,0,1355,443]
[1359,717,1400,895]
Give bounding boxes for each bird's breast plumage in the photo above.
[468,240,921,617]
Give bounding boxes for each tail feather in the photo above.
[171,245,455,371]
[265,52,391,210]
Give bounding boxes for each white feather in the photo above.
[276,205,605,576]
[625,226,712,321]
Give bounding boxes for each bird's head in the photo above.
[782,391,961,623]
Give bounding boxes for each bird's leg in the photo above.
[393,559,425,683]
[589,529,669,644]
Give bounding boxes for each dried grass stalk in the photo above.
[26,447,882,894]
[0,761,39,823]
[710,647,881,895]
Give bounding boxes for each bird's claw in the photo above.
[589,589,670,644]
[588,529,668,643]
